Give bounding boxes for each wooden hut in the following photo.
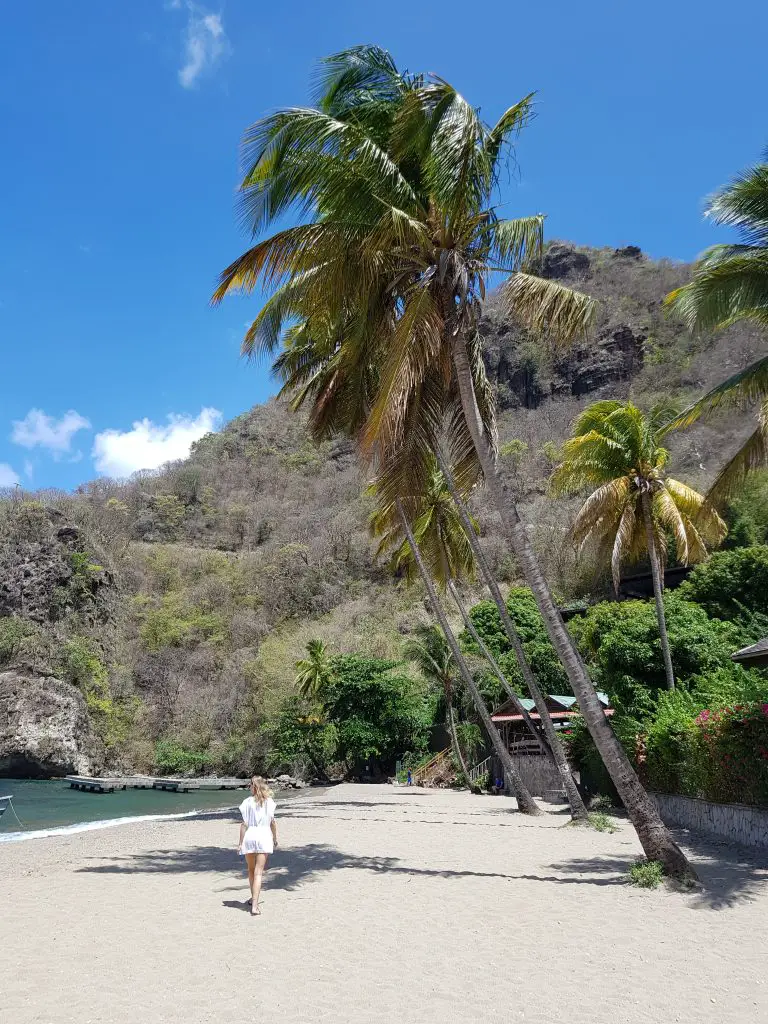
[491,692,613,757]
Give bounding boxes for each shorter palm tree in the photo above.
[665,155,768,504]
[552,401,727,690]
[404,624,470,779]
[294,639,334,700]
[370,464,476,589]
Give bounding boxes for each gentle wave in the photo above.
[0,806,236,843]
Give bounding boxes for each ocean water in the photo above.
[0,778,248,841]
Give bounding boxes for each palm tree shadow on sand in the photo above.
[75,832,768,911]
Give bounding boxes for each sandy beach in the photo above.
[3,784,767,1024]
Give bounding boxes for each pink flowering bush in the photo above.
[646,698,768,806]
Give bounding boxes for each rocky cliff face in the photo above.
[481,243,648,410]
[0,510,114,625]
[0,670,104,777]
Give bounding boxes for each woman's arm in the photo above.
[270,818,278,848]
[238,821,246,851]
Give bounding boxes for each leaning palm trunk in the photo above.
[641,492,676,691]
[447,702,470,781]
[437,451,588,821]
[448,579,588,822]
[396,500,542,815]
[447,579,548,756]
[450,333,696,880]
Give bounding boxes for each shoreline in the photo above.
[0,805,236,844]
[0,781,324,843]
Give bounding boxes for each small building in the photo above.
[491,692,613,757]
[731,638,768,669]
[618,566,692,600]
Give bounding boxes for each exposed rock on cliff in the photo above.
[0,670,104,778]
[481,243,646,409]
[0,507,114,625]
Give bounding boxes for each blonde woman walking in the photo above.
[237,776,278,916]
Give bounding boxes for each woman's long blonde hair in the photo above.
[250,776,272,805]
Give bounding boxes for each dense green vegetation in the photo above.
[269,654,433,778]
[460,547,768,807]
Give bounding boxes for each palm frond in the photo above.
[705,163,768,245]
[661,353,768,432]
[313,45,404,113]
[611,502,637,590]
[652,486,690,565]
[483,94,536,172]
[492,215,545,272]
[570,477,631,548]
[706,409,768,508]
[665,245,768,334]
[502,273,597,345]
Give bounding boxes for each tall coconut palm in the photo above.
[403,624,470,779]
[214,45,695,878]
[665,156,768,506]
[294,638,334,700]
[552,401,727,690]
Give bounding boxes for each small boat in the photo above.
[0,795,13,820]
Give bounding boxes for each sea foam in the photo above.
[0,806,235,843]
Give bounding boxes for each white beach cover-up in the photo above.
[239,796,276,855]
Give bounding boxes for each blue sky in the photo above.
[1,0,767,490]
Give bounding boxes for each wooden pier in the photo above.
[64,775,251,794]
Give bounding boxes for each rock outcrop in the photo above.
[0,670,104,777]
[480,243,646,410]
[0,511,114,625]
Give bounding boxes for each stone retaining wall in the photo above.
[651,792,768,849]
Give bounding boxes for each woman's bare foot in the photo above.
[250,902,261,916]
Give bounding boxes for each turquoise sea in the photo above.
[0,779,247,840]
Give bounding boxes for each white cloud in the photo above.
[23,460,34,480]
[11,409,91,456]
[176,4,230,89]
[0,463,19,488]
[92,407,222,478]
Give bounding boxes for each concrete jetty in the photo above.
[64,775,251,794]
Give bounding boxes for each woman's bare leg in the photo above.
[251,854,268,915]
[245,853,256,906]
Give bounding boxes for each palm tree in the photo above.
[395,499,542,815]
[403,624,470,779]
[370,464,476,590]
[214,45,695,878]
[294,639,334,700]
[373,468,540,812]
[436,451,587,821]
[552,401,727,690]
[665,156,768,506]
[372,460,590,820]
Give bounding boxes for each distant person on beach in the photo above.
[406,769,413,786]
[237,776,278,916]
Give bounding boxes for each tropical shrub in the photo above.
[678,546,768,623]
[270,654,433,779]
[647,699,768,806]
[0,616,39,665]
[268,696,337,778]
[570,594,753,715]
[323,655,433,775]
[154,739,212,775]
[465,590,569,699]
